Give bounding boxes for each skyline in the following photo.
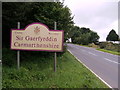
[63,0,119,41]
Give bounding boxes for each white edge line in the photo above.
[67,49,112,89]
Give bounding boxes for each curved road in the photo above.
[67,44,119,89]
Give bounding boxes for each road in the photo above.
[67,43,119,89]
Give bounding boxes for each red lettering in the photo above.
[16,35,23,40]
[14,42,20,47]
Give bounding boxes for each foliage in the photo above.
[99,42,108,49]
[88,43,100,48]
[2,2,74,47]
[2,48,16,67]
[68,26,99,45]
[3,49,108,88]
[106,29,119,41]
[99,42,120,52]
[3,45,67,67]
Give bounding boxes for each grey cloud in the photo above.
[74,2,117,28]
[65,1,118,41]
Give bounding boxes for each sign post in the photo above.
[17,22,20,69]
[54,22,57,72]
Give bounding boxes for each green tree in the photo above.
[3,2,74,47]
[89,31,99,43]
[69,26,82,43]
[106,29,119,41]
[69,26,99,45]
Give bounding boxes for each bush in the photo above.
[99,42,120,52]
[99,42,108,49]
[2,48,16,67]
[105,42,115,50]
[3,45,67,67]
[57,45,67,56]
[88,43,99,48]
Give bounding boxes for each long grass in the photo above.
[3,48,108,88]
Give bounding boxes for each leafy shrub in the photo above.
[88,43,100,48]
[99,42,108,49]
[2,48,16,67]
[99,42,120,52]
[57,45,67,56]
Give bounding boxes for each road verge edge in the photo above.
[67,49,113,89]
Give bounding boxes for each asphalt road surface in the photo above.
[67,43,119,89]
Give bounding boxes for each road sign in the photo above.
[11,23,64,52]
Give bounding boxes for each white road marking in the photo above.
[67,49,112,88]
[94,49,119,57]
[73,46,90,51]
[88,52,98,56]
[104,58,119,64]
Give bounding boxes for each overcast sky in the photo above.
[63,0,119,41]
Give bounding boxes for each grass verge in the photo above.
[3,49,108,88]
[96,48,120,56]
